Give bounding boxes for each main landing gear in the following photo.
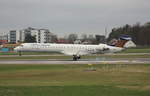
[73,55,81,61]
[19,51,22,56]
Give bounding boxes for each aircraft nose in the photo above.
[14,47,20,52]
[14,47,18,52]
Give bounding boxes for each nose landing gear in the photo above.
[73,55,81,61]
[19,51,22,56]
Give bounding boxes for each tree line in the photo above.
[108,22,150,46]
[24,33,106,44]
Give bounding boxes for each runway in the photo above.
[0,53,150,57]
[0,58,150,64]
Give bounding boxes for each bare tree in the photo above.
[81,34,87,41]
[108,22,150,46]
[68,34,78,43]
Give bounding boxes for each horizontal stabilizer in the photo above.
[123,40,136,48]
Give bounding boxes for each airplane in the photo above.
[14,36,136,61]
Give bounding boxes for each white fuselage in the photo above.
[14,43,124,56]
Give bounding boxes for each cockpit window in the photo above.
[20,44,24,47]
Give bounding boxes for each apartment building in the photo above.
[8,30,21,43]
[8,27,52,43]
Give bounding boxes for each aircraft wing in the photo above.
[61,49,90,56]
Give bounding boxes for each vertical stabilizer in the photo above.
[114,35,136,48]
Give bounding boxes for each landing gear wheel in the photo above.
[73,56,77,61]
[19,51,22,56]
[73,55,81,61]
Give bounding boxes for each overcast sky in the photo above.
[0,0,150,37]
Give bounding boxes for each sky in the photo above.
[0,0,150,37]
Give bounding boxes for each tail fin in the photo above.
[123,40,136,48]
[115,39,128,48]
[113,35,136,48]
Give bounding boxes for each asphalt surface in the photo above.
[0,58,150,64]
[0,53,150,57]
[0,53,150,64]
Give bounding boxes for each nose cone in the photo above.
[14,47,18,52]
[14,47,20,52]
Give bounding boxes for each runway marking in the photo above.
[0,59,149,64]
